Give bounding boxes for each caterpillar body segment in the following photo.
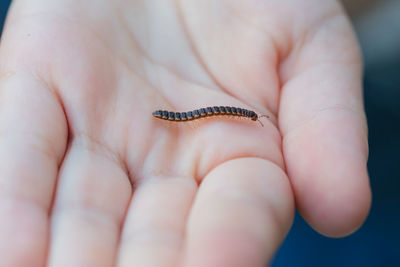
[152,106,269,126]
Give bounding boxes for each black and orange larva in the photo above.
[152,106,269,126]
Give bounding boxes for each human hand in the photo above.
[0,0,371,266]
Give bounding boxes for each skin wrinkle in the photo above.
[114,9,154,85]
[284,41,362,80]
[175,0,238,102]
[117,4,219,96]
[52,205,122,233]
[96,72,141,186]
[71,132,128,175]
[286,61,362,83]
[0,154,59,215]
[0,194,49,235]
[140,133,198,185]
[279,61,364,135]
[283,102,365,136]
[145,61,224,100]
[0,73,67,165]
[128,128,176,185]
[0,130,59,164]
[227,6,283,63]
[197,151,283,184]
[34,74,70,165]
[104,72,131,176]
[192,117,283,180]
[147,167,195,186]
[0,71,17,82]
[282,116,369,166]
[150,119,236,180]
[112,55,179,115]
[139,175,197,191]
[122,228,184,249]
[140,132,176,179]
[0,182,55,215]
[280,9,356,83]
[283,105,367,140]
[118,104,136,187]
[299,6,346,50]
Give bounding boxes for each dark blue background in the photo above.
[1,1,399,266]
[0,0,7,34]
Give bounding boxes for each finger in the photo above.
[117,175,197,267]
[279,11,371,237]
[182,158,293,267]
[47,138,132,267]
[0,73,67,266]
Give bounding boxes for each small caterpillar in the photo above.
[152,106,269,126]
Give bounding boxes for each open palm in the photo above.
[0,0,371,266]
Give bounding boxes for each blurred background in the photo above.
[0,0,399,266]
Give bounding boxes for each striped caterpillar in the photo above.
[152,106,269,126]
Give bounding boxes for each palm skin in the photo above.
[0,0,371,266]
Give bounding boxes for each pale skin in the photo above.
[0,0,371,266]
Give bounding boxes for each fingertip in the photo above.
[299,168,371,237]
[284,113,371,237]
